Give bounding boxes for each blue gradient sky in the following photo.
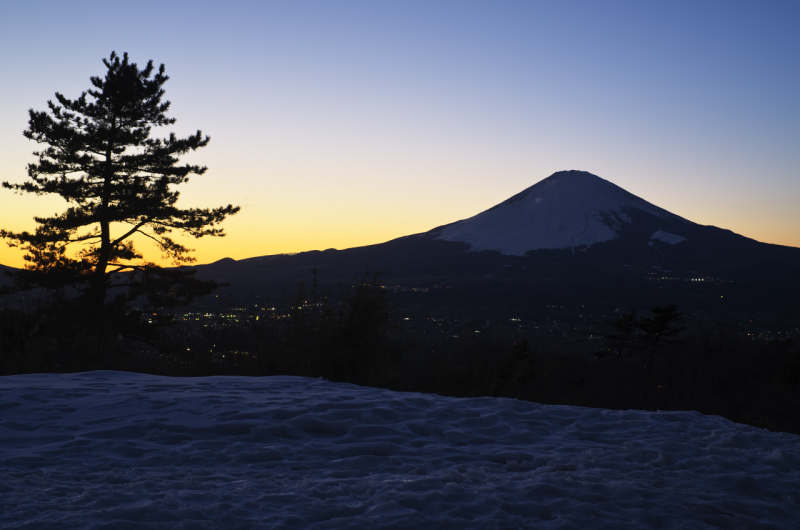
[1,1,798,267]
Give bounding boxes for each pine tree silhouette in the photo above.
[1,52,239,310]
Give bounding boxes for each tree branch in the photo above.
[111,219,149,247]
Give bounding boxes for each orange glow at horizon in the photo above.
[2,172,799,271]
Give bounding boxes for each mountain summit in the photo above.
[431,170,691,255]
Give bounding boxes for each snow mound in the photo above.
[651,230,687,245]
[1,371,799,528]
[434,170,690,255]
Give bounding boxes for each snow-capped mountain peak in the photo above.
[432,170,690,255]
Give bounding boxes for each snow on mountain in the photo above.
[651,230,687,245]
[2,371,799,528]
[433,170,691,255]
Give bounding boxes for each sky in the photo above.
[1,1,798,268]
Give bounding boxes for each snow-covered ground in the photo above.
[2,372,799,529]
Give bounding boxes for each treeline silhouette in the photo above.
[1,270,799,435]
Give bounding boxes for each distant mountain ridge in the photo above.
[3,171,800,315]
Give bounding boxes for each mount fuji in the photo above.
[152,170,800,314]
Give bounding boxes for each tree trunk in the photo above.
[90,123,115,310]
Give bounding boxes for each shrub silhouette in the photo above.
[635,304,684,374]
[596,309,637,360]
[595,305,684,374]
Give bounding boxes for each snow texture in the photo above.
[651,230,687,245]
[2,371,799,529]
[434,170,690,255]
